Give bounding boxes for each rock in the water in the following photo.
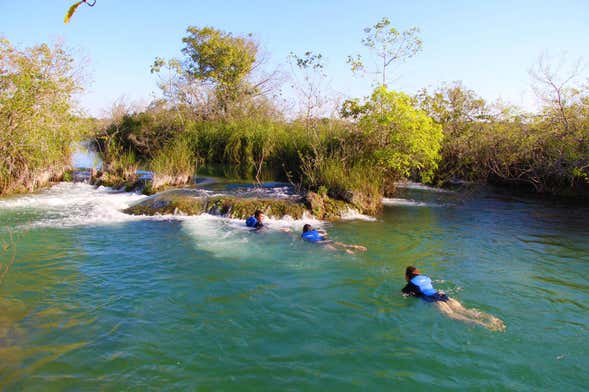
[122,188,374,221]
[124,189,308,219]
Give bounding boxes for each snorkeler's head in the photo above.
[302,224,312,233]
[405,266,421,280]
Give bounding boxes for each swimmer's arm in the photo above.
[402,283,420,296]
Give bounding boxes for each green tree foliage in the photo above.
[95,21,588,203]
[181,26,258,110]
[0,38,82,194]
[418,77,589,195]
[416,82,492,180]
[343,86,443,183]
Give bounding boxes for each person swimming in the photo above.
[245,210,265,230]
[402,266,506,331]
[402,266,449,302]
[301,224,326,242]
[301,224,367,254]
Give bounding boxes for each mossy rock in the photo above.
[204,196,307,219]
[124,188,378,221]
[304,191,348,220]
[124,190,308,219]
[124,190,205,215]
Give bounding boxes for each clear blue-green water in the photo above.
[0,182,588,390]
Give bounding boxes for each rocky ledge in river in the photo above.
[123,188,378,221]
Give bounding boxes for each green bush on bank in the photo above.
[0,38,83,195]
[93,82,449,209]
[418,82,589,196]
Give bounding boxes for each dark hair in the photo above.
[302,224,312,233]
[405,266,419,279]
[254,210,263,218]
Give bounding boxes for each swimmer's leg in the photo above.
[435,301,490,328]
[436,298,506,332]
[447,299,506,331]
[333,242,367,252]
[350,244,367,251]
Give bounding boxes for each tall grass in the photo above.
[149,136,197,189]
[98,112,385,203]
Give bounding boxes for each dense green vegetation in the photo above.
[417,79,589,195]
[1,17,587,203]
[95,21,588,205]
[93,23,446,212]
[0,38,85,195]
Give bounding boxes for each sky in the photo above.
[1,0,587,117]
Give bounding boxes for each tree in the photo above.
[150,57,186,124]
[288,51,328,133]
[343,86,443,183]
[0,38,83,194]
[415,82,492,180]
[181,26,258,110]
[530,53,584,134]
[529,54,589,189]
[347,17,422,87]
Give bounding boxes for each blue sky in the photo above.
[1,0,587,116]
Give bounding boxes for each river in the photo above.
[0,180,588,390]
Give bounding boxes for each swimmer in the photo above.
[301,224,367,254]
[245,210,265,231]
[402,266,505,331]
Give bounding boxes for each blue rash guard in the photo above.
[411,275,437,296]
[301,230,325,243]
[245,216,258,227]
[402,274,449,302]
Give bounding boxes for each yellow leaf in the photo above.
[64,1,84,24]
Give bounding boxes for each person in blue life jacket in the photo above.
[301,224,367,254]
[402,266,448,302]
[245,210,265,230]
[401,265,506,331]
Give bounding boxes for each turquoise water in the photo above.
[0,182,588,390]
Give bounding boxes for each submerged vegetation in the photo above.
[1,17,588,205]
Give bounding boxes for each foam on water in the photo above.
[224,183,298,199]
[0,182,325,231]
[382,197,443,207]
[181,214,253,258]
[395,181,453,193]
[340,208,377,221]
[0,182,148,228]
[180,212,323,259]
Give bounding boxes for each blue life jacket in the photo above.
[245,216,258,227]
[410,275,437,296]
[301,230,324,243]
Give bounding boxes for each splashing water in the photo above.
[382,197,444,207]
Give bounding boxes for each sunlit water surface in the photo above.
[0,182,588,390]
